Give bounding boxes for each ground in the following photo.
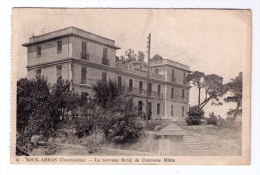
[28,121,241,156]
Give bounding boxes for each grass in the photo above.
[179,122,242,156]
[29,121,241,156]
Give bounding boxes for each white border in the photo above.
[1,1,259,175]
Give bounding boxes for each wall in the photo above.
[27,36,72,66]
[71,37,116,68]
[27,62,70,84]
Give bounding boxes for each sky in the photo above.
[12,8,251,118]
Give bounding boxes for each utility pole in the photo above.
[146,33,151,125]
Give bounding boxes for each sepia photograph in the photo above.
[10,8,251,165]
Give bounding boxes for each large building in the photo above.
[23,26,191,121]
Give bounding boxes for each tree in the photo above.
[125,49,137,63]
[17,78,50,134]
[137,51,145,62]
[224,72,242,120]
[49,78,81,128]
[117,49,145,64]
[186,71,205,106]
[91,79,121,109]
[186,72,227,109]
[151,54,163,61]
[200,74,227,109]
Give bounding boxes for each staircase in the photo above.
[183,135,209,156]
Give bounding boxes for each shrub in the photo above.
[146,122,160,131]
[207,112,218,125]
[185,105,204,125]
[84,140,100,153]
[102,97,143,144]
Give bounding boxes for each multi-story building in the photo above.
[22,26,190,121]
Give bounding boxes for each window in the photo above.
[171,69,176,82]
[129,79,133,92]
[36,46,41,58]
[138,101,143,114]
[148,83,152,96]
[102,48,109,65]
[154,68,159,74]
[102,72,106,82]
[182,106,185,117]
[139,81,143,94]
[183,73,186,84]
[81,92,89,101]
[171,87,174,99]
[81,41,88,60]
[171,104,174,116]
[148,102,152,120]
[118,76,122,88]
[56,65,62,79]
[158,85,161,98]
[36,69,41,79]
[157,103,160,115]
[57,40,62,54]
[81,67,86,84]
[182,89,185,99]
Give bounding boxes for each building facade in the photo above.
[23,27,190,121]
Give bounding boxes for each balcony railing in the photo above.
[172,95,189,103]
[116,63,164,80]
[102,58,110,66]
[171,77,176,82]
[126,87,163,98]
[81,53,89,61]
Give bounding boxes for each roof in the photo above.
[22,26,120,50]
[157,123,186,136]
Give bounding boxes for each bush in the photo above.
[102,97,144,144]
[207,112,218,125]
[146,122,160,131]
[185,105,204,125]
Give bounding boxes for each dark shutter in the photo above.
[56,65,62,79]
[57,41,62,54]
[81,67,86,84]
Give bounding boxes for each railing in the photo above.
[102,58,110,66]
[125,87,163,98]
[172,95,189,103]
[81,53,89,61]
[171,77,176,82]
[116,63,164,80]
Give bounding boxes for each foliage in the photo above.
[151,54,163,61]
[146,122,161,131]
[186,72,227,109]
[101,97,143,144]
[92,79,121,109]
[17,78,50,134]
[224,72,242,120]
[49,78,81,128]
[116,49,145,64]
[17,77,81,149]
[206,112,218,125]
[186,71,205,107]
[137,51,145,62]
[185,105,204,125]
[84,140,100,153]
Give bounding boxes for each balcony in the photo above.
[171,77,176,82]
[126,87,163,99]
[116,63,164,80]
[102,58,110,66]
[172,95,189,103]
[81,53,89,61]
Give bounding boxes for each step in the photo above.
[183,142,206,145]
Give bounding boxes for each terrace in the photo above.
[116,63,164,80]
